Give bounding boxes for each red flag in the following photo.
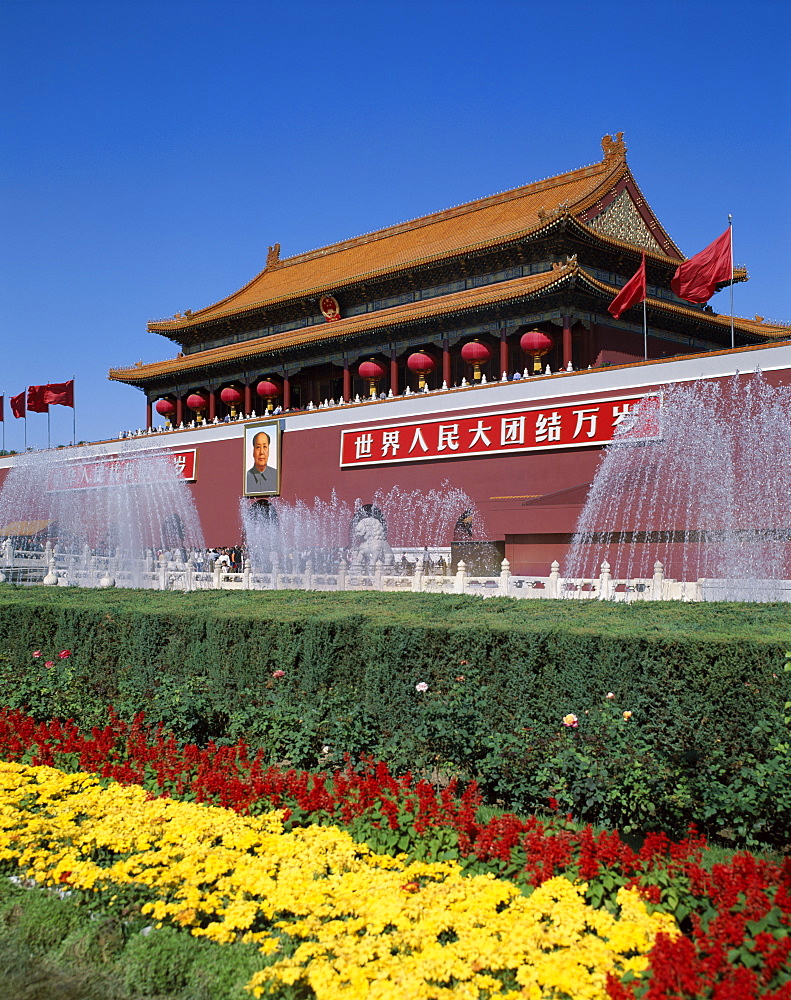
[10,392,25,419]
[27,385,49,413]
[671,228,732,303]
[608,254,646,319]
[43,380,74,408]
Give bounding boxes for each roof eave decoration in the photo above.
[110,263,790,387]
[112,266,581,384]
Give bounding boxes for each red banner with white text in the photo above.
[47,450,197,491]
[340,394,661,467]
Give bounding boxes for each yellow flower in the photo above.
[0,761,678,1000]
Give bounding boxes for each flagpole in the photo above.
[643,298,648,361]
[72,375,76,446]
[47,409,51,450]
[728,215,734,350]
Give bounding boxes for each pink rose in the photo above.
[32,651,42,658]
[272,670,285,679]
[44,662,54,669]
[58,650,71,659]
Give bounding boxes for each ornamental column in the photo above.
[499,329,508,377]
[343,358,351,401]
[175,395,184,427]
[283,373,291,411]
[146,399,152,431]
[244,382,252,416]
[562,315,573,369]
[208,389,217,422]
[442,337,451,386]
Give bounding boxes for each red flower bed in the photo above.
[0,706,789,997]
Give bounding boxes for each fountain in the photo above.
[564,372,791,601]
[241,482,483,579]
[0,439,205,587]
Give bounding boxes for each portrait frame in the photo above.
[243,421,281,496]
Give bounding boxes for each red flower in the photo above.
[58,650,71,659]
[44,662,54,669]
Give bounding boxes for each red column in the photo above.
[442,339,451,386]
[244,382,252,416]
[175,396,184,426]
[390,349,399,395]
[499,329,508,377]
[146,400,152,430]
[283,374,291,411]
[208,389,217,422]
[343,361,351,401]
[562,315,572,370]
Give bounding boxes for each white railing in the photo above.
[3,544,791,602]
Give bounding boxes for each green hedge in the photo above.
[0,586,789,843]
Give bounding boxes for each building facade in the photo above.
[6,135,790,578]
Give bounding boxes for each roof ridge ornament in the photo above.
[266,243,281,269]
[601,132,627,163]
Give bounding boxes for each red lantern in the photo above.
[220,386,243,416]
[407,352,435,390]
[186,393,208,424]
[256,379,281,413]
[155,398,175,427]
[358,358,387,397]
[460,339,492,381]
[520,329,554,374]
[155,398,175,416]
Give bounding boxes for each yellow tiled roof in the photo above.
[110,263,789,385]
[149,135,678,334]
[0,520,53,536]
[117,269,570,383]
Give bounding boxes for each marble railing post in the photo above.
[598,560,612,600]
[548,560,561,599]
[499,558,511,596]
[652,561,665,600]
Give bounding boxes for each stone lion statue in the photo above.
[350,516,395,570]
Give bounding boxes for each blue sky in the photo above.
[1,0,789,449]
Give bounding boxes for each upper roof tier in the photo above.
[148,134,684,335]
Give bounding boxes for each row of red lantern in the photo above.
[361,330,554,392]
[154,330,554,421]
[155,379,283,423]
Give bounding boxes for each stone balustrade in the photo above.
[3,541,789,601]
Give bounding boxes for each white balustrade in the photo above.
[2,544,790,601]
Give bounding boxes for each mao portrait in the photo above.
[243,421,280,496]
